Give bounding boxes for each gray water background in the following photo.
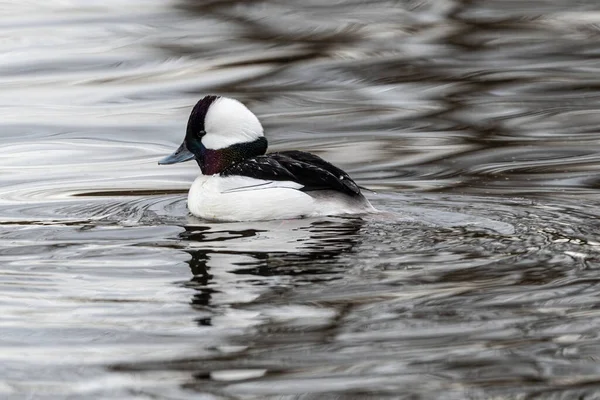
[3,0,600,398]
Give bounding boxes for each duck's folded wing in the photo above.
[221,151,362,197]
[219,176,303,193]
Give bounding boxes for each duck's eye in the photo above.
[197,130,206,138]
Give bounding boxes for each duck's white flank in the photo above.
[188,174,375,222]
[201,97,264,150]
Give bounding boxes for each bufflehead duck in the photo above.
[159,95,375,221]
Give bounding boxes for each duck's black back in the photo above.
[221,150,362,197]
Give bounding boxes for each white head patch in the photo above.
[201,97,264,150]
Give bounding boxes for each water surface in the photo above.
[2,0,600,398]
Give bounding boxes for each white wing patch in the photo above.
[219,176,304,193]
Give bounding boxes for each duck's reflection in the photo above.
[108,216,366,396]
[179,217,364,328]
[184,250,213,325]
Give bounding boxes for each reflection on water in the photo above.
[3,0,600,398]
[98,195,600,399]
[181,218,362,328]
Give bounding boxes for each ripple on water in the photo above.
[4,0,600,398]
[0,191,593,398]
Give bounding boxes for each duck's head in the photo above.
[159,95,268,174]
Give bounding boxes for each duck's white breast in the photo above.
[187,175,316,221]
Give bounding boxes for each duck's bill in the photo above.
[158,142,195,165]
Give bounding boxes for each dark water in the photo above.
[3,0,600,398]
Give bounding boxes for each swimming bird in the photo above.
[159,95,375,221]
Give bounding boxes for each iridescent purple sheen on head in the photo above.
[200,148,229,175]
[198,137,268,175]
